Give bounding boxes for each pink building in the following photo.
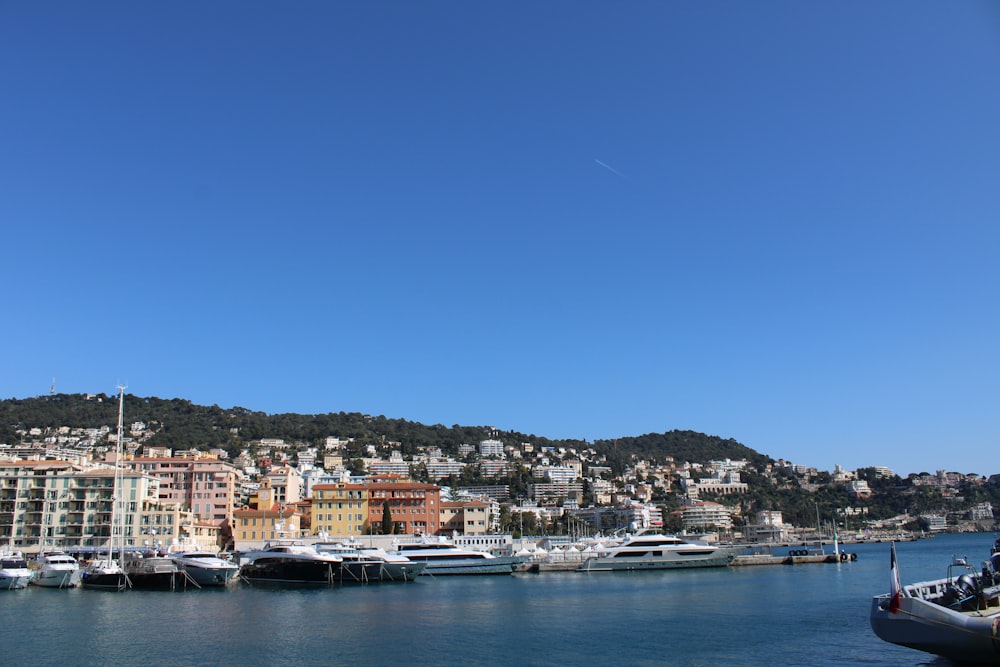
[126,456,241,546]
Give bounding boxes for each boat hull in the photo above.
[81,571,129,591]
[870,594,1000,663]
[336,561,382,584]
[127,571,190,590]
[31,567,81,588]
[379,561,427,582]
[239,558,341,586]
[418,556,524,575]
[0,573,31,590]
[176,563,238,587]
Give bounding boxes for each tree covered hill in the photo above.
[0,393,770,471]
[594,431,772,471]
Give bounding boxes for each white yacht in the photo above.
[311,542,385,583]
[577,532,739,572]
[0,550,32,590]
[396,539,524,575]
[169,548,239,587]
[31,551,82,588]
[356,545,427,581]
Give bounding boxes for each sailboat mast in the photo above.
[113,385,127,564]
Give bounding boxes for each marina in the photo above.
[2,534,992,666]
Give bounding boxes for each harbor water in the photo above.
[3,533,993,666]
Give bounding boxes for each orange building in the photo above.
[367,476,441,536]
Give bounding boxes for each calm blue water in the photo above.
[3,533,994,666]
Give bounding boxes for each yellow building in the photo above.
[232,507,301,549]
[312,483,368,537]
[233,476,303,549]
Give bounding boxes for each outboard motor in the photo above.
[991,553,1000,584]
[956,573,981,611]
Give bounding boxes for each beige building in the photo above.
[439,500,490,536]
[266,466,302,505]
[0,460,195,554]
[232,476,305,549]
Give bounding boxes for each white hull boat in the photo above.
[396,540,524,575]
[356,545,427,581]
[0,551,32,590]
[170,549,239,587]
[31,552,82,588]
[577,532,739,572]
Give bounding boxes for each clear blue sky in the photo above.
[3,2,997,477]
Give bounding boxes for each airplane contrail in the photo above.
[594,158,625,178]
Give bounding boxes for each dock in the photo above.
[517,549,860,573]
[732,544,860,566]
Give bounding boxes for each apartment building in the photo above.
[312,482,369,536]
[126,455,240,531]
[0,460,194,554]
[439,499,489,535]
[367,476,441,535]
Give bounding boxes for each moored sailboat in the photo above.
[81,386,130,591]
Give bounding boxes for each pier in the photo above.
[731,552,856,566]
[516,546,860,572]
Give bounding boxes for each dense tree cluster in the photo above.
[0,394,763,469]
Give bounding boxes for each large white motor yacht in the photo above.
[31,551,82,588]
[396,539,524,575]
[577,532,739,572]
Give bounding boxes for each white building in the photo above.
[743,511,792,542]
[479,439,504,457]
[533,465,578,483]
[921,514,948,532]
[969,503,994,521]
[681,501,734,531]
[682,471,748,499]
[425,458,468,480]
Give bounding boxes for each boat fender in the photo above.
[840,552,848,562]
[849,553,858,561]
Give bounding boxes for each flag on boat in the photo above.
[889,542,902,613]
